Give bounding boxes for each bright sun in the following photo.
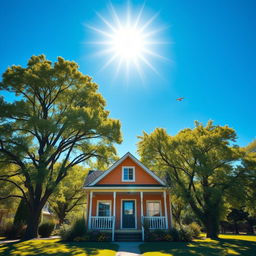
[112,27,145,60]
[87,3,168,80]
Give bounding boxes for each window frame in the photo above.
[146,200,162,217]
[97,200,112,217]
[122,166,135,182]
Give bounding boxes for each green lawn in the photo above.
[139,234,256,256]
[0,239,118,256]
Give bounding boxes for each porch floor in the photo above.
[115,229,142,233]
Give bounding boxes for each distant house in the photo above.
[83,152,172,241]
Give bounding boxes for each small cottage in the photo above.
[83,152,172,241]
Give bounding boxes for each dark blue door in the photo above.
[122,200,135,228]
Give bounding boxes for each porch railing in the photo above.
[142,216,167,229]
[90,216,115,230]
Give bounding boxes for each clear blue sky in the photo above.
[0,0,255,157]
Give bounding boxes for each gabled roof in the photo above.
[84,170,104,187]
[84,152,165,187]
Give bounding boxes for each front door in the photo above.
[122,200,136,229]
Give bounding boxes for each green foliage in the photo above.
[61,218,87,241]
[245,139,256,153]
[137,121,244,238]
[60,218,111,242]
[145,226,198,242]
[49,165,87,225]
[38,222,55,238]
[0,55,122,239]
[168,227,180,241]
[227,208,248,223]
[4,222,26,239]
[186,222,201,238]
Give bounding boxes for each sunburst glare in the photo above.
[86,2,169,81]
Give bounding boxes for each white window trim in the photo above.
[146,200,162,217]
[122,166,135,182]
[97,200,112,216]
[121,199,137,229]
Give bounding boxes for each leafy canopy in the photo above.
[0,54,122,215]
[137,121,244,238]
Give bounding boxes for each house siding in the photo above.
[97,156,160,185]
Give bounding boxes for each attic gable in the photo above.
[87,152,165,186]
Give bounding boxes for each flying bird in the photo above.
[176,97,185,101]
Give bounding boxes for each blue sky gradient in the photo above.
[0,0,255,157]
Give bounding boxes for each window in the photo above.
[97,201,111,216]
[122,167,135,182]
[147,201,161,216]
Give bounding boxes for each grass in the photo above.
[0,239,118,256]
[139,234,256,256]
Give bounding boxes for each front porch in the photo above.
[86,190,172,241]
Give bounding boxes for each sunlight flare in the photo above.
[86,3,168,80]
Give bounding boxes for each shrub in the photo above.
[5,222,26,239]
[169,227,180,241]
[38,222,55,238]
[187,222,201,238]
[61,218,86,241]
[179,226,193,241]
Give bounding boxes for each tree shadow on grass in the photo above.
[140,238,256,256]
[0,239,118,256]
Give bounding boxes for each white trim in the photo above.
[88,191,93,229]
[146,200,162,217]
[96,200,112,217]
[141,192,144,241]
[164,191,168,229]
[122,166,135,182]
[84,186,166,190]
[112,192,116,242]
[121,199,137,229]
[169,193,173,228]
[88,152,165,186]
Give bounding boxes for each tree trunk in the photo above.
[23,208,41,240]
[247,221,254,234]
[234,221,239,234]
[205,214,219,239]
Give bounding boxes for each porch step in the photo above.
[115,232,142,242]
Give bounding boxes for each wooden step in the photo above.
[115,232,142,241]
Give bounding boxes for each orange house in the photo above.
[83,152,173,241]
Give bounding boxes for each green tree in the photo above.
[137,121,243,238]
[0,55,122,239]
[227,208,248,234]
[225,140,256,231]
[49,165,87,225]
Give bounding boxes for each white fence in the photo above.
[142,216,167,229]
[90,216,115,230]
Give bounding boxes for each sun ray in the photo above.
[96,12,117,32]
[138,54,160,75]
[86,25,113,38]
[134,3,145,28]
[86,2,169,81]
[109,3,122,29]
[139,12,160,32]
[142,48,169,61]
[100,53,119,71]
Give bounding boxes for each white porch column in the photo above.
[169,193,173,228]
[163,191,168,229]
[88,191,93,229]
[140,191,144,241]
[112,191,116,241]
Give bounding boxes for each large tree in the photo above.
[137,121,243,238]
[49,165,87,225]
[0,55,122,239]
